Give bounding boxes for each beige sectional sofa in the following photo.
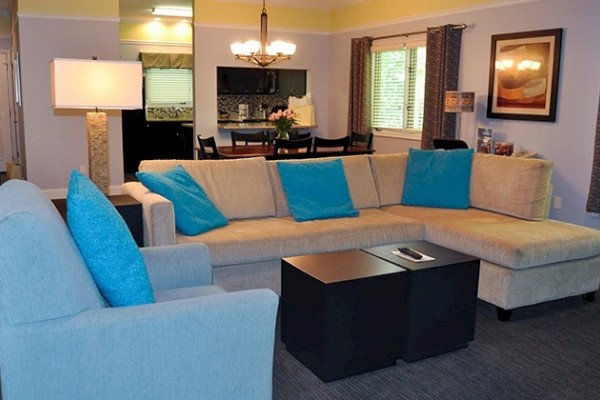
[122,153,600,321]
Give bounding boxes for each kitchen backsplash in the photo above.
[218,94,289,120]
[146,106,194,121]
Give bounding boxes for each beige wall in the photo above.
[13,0,600,228]
[193,24,331,145]
[328,0,600,227]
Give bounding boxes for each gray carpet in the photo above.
[273,296,600,399]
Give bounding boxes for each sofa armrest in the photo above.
[122,181,176,246]
[141,243,213,290]
[1,289,279,400]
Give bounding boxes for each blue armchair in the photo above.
[0,180,279,400]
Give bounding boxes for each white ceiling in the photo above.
[120,0,358,20]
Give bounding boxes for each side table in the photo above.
[281,250,406,382]
[363,241,480,362]
[52,194,144,247]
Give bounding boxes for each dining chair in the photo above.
[273,137,313,159]
[265,130,277,145]
[230,130,268,146]
[288,131,311,140]
[351,132,374,150]
[312,136,350,155]
[197,135,221,160]
[433,138,469,150]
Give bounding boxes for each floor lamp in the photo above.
[444,91,475,139]
[50,58,143,194]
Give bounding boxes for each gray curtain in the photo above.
[421,25,463,149]
[586,92,600,212]
[347,37,373,136]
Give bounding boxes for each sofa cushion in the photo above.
[136,165,228,235]
[339,155,380,209]
[276,158,359,221]
[268,155,379,217]
[139,158,276,220]
[369,153,409,206]
[67,170,155,307]
[383,204,600,269]
[402,148,474,209]
[176,209,425,267]
[0,180,105,325]
[470,153,553,220]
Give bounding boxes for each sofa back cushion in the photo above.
[139,158,276,220]
[470,153,553,220]
[0,180,105,325]
[342,155,381,209]
[267,155,380,217]
[369,153,409,206]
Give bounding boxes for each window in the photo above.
[144,68,193,107]
[371,40,426,134]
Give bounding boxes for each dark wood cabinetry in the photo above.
[217,67,306,96]
[218,67,273,95]
[122,110,193,173]
[278,69,306,96]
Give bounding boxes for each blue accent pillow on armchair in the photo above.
[136,165,228,235]
[402,148,474,209]
[276,158,359,222]
[67,170,155,307]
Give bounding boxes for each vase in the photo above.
[277,129,289,140]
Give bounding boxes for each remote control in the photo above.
[398,247,423,260]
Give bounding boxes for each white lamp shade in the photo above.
[269,41,296,55]
[230,42,245,55]
[50,58,143,110]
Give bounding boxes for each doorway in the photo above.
[0,50,16,180]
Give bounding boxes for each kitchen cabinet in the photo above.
[122,110,193,173]
[217,67,306,96]
[278,70,306,97]
[218,67,274,95]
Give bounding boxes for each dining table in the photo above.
[216,144,373,160]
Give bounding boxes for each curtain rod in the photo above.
[371,23,467,41]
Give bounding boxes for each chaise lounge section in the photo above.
[123,152,600,320]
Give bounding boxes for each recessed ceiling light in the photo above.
[151,7,192,18]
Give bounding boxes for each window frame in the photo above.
[144,68,194,108]
[370,36,426,139]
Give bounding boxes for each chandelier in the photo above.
[230,0,296,68]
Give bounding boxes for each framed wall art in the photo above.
[487,28,562,122]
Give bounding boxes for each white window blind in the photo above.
[371,40,426,133]
[145,68,193,106]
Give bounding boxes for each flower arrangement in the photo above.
[269,108,297,139]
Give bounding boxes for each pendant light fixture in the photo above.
[230,0,296,68]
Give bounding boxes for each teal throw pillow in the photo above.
[277,158,359,222]
[67,170,155,307]
[136,165,228,235]
[402,148,474,209]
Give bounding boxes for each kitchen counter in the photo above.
[218,122,316,130]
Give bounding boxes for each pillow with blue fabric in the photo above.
[402,148,474,209]
[276,158,359,222]
[67,170,155,307]
[136,165,228,235]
